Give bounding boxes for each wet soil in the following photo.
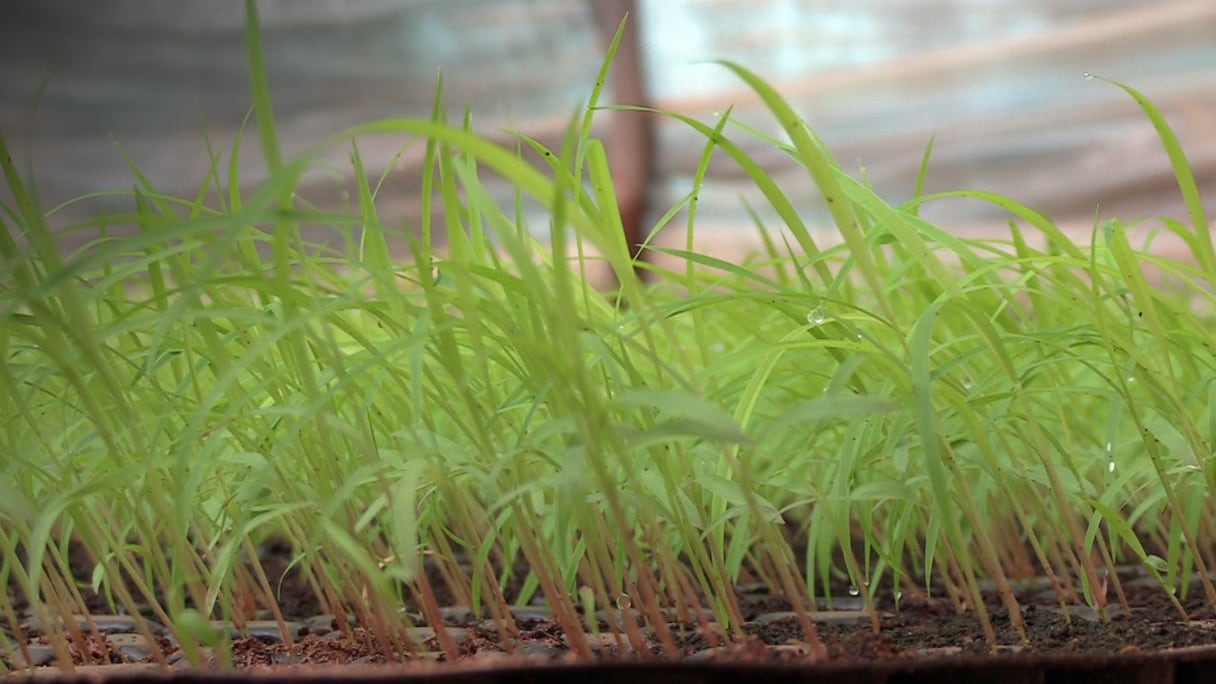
[7,540,1216,680]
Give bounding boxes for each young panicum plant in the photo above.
[3,1,1216,674]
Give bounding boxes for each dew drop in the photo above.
[1105,442,1113,454]
[847,586,860,597]
[807,308,826,326]
[1083,72,1095,80]
[616,593,632,610]
[1127,377,1135,384]
[1108,460,1116,474]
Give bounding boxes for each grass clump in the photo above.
[3,2,1216,672]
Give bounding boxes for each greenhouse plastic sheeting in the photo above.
[1,0,1212,252]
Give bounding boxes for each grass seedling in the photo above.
[3,3,1216,674]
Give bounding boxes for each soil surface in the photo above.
[6,542,1216,681]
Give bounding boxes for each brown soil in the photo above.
[8,541,1216,681]
[11,572,1216,676]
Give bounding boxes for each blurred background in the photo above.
[2,0,1214,265]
